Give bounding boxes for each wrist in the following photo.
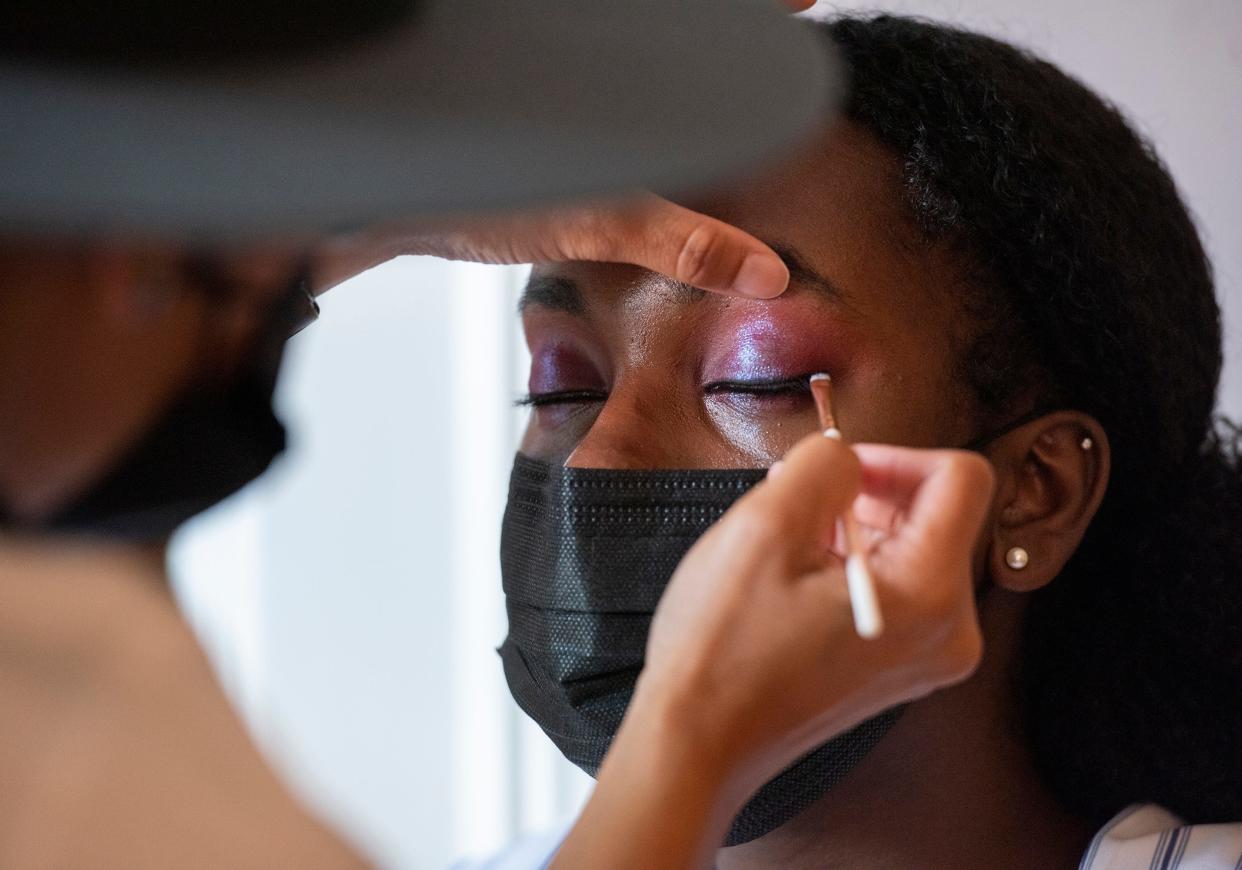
[616,677,756,819]
[564,691,747,869]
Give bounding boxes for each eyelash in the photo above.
[515,374,817,407]
[514,389,608,408]
[703,375,815,397]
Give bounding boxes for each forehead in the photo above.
[689,121,917,261]
[527,121,965,344]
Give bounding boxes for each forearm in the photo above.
[551,692,747,870]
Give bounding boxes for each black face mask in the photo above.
[499,454,902,846]
[0,271,317,543]
[498,409,1054,846]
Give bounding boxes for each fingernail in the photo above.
[767,460,785,478]
[732,253,789,298]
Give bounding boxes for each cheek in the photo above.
[519,405,600,463]
[842,349,962,447]
[702,403,810,466]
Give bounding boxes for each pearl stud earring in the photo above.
[1080,436,1094,450]
[1005,546,1030,570]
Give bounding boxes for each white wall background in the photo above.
[170,4,1241,868]
[172,259,592,869]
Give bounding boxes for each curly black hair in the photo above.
[820,15,1242,825]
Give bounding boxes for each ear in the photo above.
[982,412,1110,592]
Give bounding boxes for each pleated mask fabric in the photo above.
[499,453,904,846]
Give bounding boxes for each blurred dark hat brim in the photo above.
[0,0,841,241]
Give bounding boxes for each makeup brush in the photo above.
[808,373,883,639]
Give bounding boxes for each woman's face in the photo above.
[519,124,980,468]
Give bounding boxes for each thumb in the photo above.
[597,194,792,298]
[437,193,791,299]
[395,193,791,298]
[853,444,994,580]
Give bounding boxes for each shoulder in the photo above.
[1081,804,1242,870]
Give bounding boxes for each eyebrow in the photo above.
[765,242,849,306]
[518,274,585,315]
[517,241,848,315]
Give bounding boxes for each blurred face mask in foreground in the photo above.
[0,277,314,542]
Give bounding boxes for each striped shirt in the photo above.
[458,803,1242,868]
[1081,804,1242,870]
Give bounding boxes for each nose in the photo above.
[565,381,699,469]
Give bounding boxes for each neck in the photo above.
[718,590,1094,870]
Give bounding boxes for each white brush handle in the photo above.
[846,553,882,639]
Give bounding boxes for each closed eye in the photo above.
[703,375,815,397]
[517,375,818,406]
[514,389,608,407]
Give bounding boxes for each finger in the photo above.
[405,194,791,298]
[850,493,903,538]
[854,443,986,510]
[904,451,995,559]
[855,444,995,560]
[853,443,948,506]
[595,195,791,298]
[849,445,940,535]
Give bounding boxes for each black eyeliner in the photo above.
[515,389,608,407]
[703,373,818,396]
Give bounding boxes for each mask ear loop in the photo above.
[961,406,1059,453]
[281,255,320,338]
[247,253,319,398]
